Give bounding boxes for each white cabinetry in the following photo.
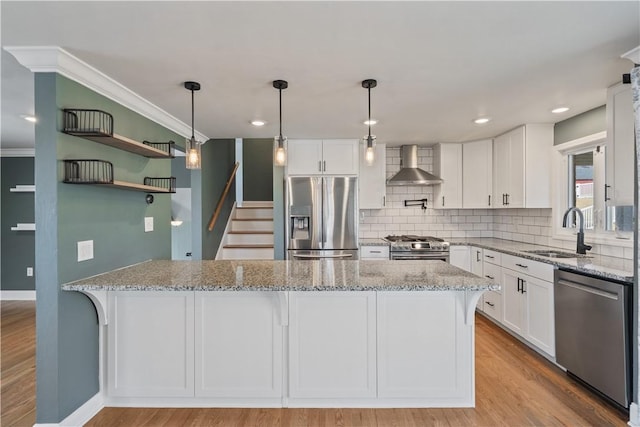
[449,246,470,272]
[377,292,472,400]
[360,245,390,260]
[359,143,386,209]
[501,254,555,356]
[470,247,483,277]
[606,83,634,206]
[463,139,493,208]
[194,292,283,398]
[481,249,503,322]
[288,291,377,399]
[493,124,552,208]
[108,291,195,397]
[433,143,462,209]
[287,139,359,175]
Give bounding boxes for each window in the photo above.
[554,132,633,243]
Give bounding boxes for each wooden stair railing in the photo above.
[208,162,240,231]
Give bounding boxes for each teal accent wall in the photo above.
[273,165,285,260]
[554,105,606,145]
[242,138,273,201]
[34,73,182,423]
[191,139,236,260]
[1,157,35,291]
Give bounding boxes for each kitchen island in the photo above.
[63,260,496,408]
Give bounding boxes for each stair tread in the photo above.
[237,206,273,210]
[224,244,274,249]
[232,218,273,221]
[228,231,274,235]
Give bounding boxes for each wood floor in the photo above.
[1,301,629,426]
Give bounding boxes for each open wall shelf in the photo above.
[62,109,175,158]
[63,160,176,193]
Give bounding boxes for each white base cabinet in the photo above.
[288,292,377,399]
[102,289,480,407]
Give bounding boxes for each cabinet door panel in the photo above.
[322,139,359,175]
[606,84,634,206]
[507,127,525,208]
[501,270,525,336]
[493,133,510,206]
[287,139,323,175]
[434,143,462,209]
[108,291,194,397]
[463,139,492,208]
[289,292,376,398]
[524,276,555,357]
[195,292,282,397]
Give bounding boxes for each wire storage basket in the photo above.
[143,177,177,193]
[63,159,114,184]
[142,140,176,157]
[62,109,114,137]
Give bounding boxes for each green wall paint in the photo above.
[1,157,35,291]
[554,105,606,145]
[242,138,273,201]
[191,139,235,260]
[35,73,181,423]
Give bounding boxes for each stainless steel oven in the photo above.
[385,235,450,262]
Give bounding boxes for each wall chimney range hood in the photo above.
[386,145,443,186]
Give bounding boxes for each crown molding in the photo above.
[4,46,209,142]
[621,46,640,65]
[0,148,35,157]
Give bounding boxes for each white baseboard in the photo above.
[629,402,639,427]
[1,290,36,300]
[33,392,104,427]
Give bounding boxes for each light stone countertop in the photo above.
[449,238,634,283]
[62,259,498,292]
[359,238,390,246]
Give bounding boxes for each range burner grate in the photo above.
[384,235,444,243]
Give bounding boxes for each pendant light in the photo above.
[273,80,288,166]
[184,81,202,169]
[362,79,377,165]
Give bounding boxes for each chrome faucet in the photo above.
[562,207,592,255]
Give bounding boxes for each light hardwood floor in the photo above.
[1,301,628,426]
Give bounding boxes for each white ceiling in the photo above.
[1,1,639,149]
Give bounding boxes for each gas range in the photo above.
[383,235,450,260]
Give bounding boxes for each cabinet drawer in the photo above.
[482,263,502,293]
[482,291,502,322]
[502,254,553,282]
[483,249,501,265]
[361,245,390,259]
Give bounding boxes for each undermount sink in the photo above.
[523,249,590,259]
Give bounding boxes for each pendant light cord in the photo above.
[279,87,283,140]
[191,88,195,140]
[367,86,372,139]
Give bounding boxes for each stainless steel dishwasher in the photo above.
[554,269,631,408]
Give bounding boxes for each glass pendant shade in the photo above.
[185,136,201,169]
[273,135,287,166]
[364,135,376,166]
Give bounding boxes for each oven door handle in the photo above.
[391,255,449,261]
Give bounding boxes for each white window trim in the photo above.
[552,131,633,248]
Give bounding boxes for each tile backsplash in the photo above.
[359,146,633,259]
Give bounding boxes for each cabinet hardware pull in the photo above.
[502,193,506,205]
[370,250,381,253]
[506,193,510,205]
[323,160,326,172]
[485,255,494,259]
[485,275,495,280]
[488,195,491,206]
[522,280,527,293]
[442,196,445,207]
[517,278,522,293]
[383,196,386,206]
[318,161,322,172]
[476,251,481,262]
[485,301,495,307]
[515,263,528,269]
[604,184,611,202]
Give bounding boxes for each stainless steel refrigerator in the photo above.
[287,176,359,260]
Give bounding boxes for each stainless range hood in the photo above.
[386,145,443,186]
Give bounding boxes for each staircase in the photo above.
[218,201,274,260]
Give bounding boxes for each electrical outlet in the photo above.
[26,267,33,277]
[77,240,94,262]
[144,216,154,232]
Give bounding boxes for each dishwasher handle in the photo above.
[556,279,619,300]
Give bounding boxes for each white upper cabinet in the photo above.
[287,139,359,175]
[462,139,493,208]
[433,143,462,209]
[359,143,386,209]
[606,83,634,206]
[493,124,552,208]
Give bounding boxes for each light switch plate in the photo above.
[27,267,34,277]
[77,240,94,262]
[144,217,154,232]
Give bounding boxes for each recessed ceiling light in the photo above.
[21,115,37,123]
[473,117,491,125]
[551,107,570,114]
[364,119,377,126]
[251,120,266,127]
